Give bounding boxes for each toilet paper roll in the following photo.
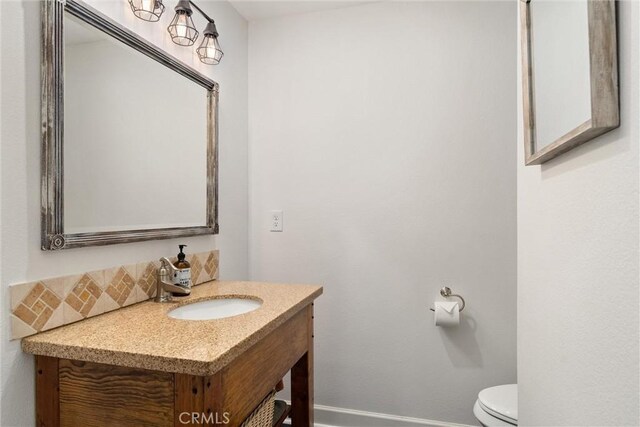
[434,301,460,327]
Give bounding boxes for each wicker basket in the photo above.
[240,390,276,427]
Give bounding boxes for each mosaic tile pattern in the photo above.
[10,249,219,340]
[65,274,102,318]
[12,282,62,333]
[137,261,158,298]
[62,271,104,325]
[189,255,203,285]
[203,251,219,280]
[105,266,136,307]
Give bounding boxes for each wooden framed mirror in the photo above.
[520,0,619,165]
[41,0,219,250]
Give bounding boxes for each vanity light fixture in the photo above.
[196,21,223,65]
[129,0,223,65]
[167,0,199,46]
[128,0,165,22]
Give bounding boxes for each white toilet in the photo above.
[473,384,518,426]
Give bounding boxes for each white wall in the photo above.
[248,2,517,424]
[517,1,639,425]
[0,1,248,425]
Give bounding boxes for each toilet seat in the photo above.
[474,400,515,426]
[474,384,517,426]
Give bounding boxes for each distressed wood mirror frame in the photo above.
[41,0,219,250]
[520,0,619,165]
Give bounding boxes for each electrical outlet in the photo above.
[270,210,283,232]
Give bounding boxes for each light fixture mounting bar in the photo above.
[188,1,214,23]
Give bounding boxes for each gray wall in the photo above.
[248,2,517,424]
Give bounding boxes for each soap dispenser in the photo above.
[171,244,191,295]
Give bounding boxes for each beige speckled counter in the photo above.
[22,281,322,376]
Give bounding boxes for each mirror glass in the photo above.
[530,0,591,149]
[63,13,208,233]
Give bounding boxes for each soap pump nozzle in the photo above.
[178,244,187,261]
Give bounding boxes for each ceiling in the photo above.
[228,1,372,22]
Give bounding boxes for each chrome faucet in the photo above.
[155,257,191,302]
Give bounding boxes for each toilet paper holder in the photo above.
[429,286,466,312]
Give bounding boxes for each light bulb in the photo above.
[128,0,164,22]
[197,21,223,65]
[167,1,198,46]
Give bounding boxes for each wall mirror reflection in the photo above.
[520,0,619,165]
[42,0,219,250]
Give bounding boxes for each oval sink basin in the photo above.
[168,298,262,321]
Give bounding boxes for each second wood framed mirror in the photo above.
[520,0,619,165]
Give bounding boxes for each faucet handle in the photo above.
[159,257,179,273]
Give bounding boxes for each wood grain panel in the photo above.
[203,372,225,425]
[175,374,204,426]
[205,307,310,425]
[588,0,618,128]
[59,359,174,427]
[291,305,314,426]
[36,355,60,427]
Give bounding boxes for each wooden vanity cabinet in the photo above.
[34,305,314,427]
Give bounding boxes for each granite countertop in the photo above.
[22,281,323,376]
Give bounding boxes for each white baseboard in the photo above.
[282,401,475,427]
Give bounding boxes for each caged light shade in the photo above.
[167,0,199,46]
[197,22,224,65]
[128,0,165,22]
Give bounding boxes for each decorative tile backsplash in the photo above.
[65,273,102,317]
[10,250,219,340]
